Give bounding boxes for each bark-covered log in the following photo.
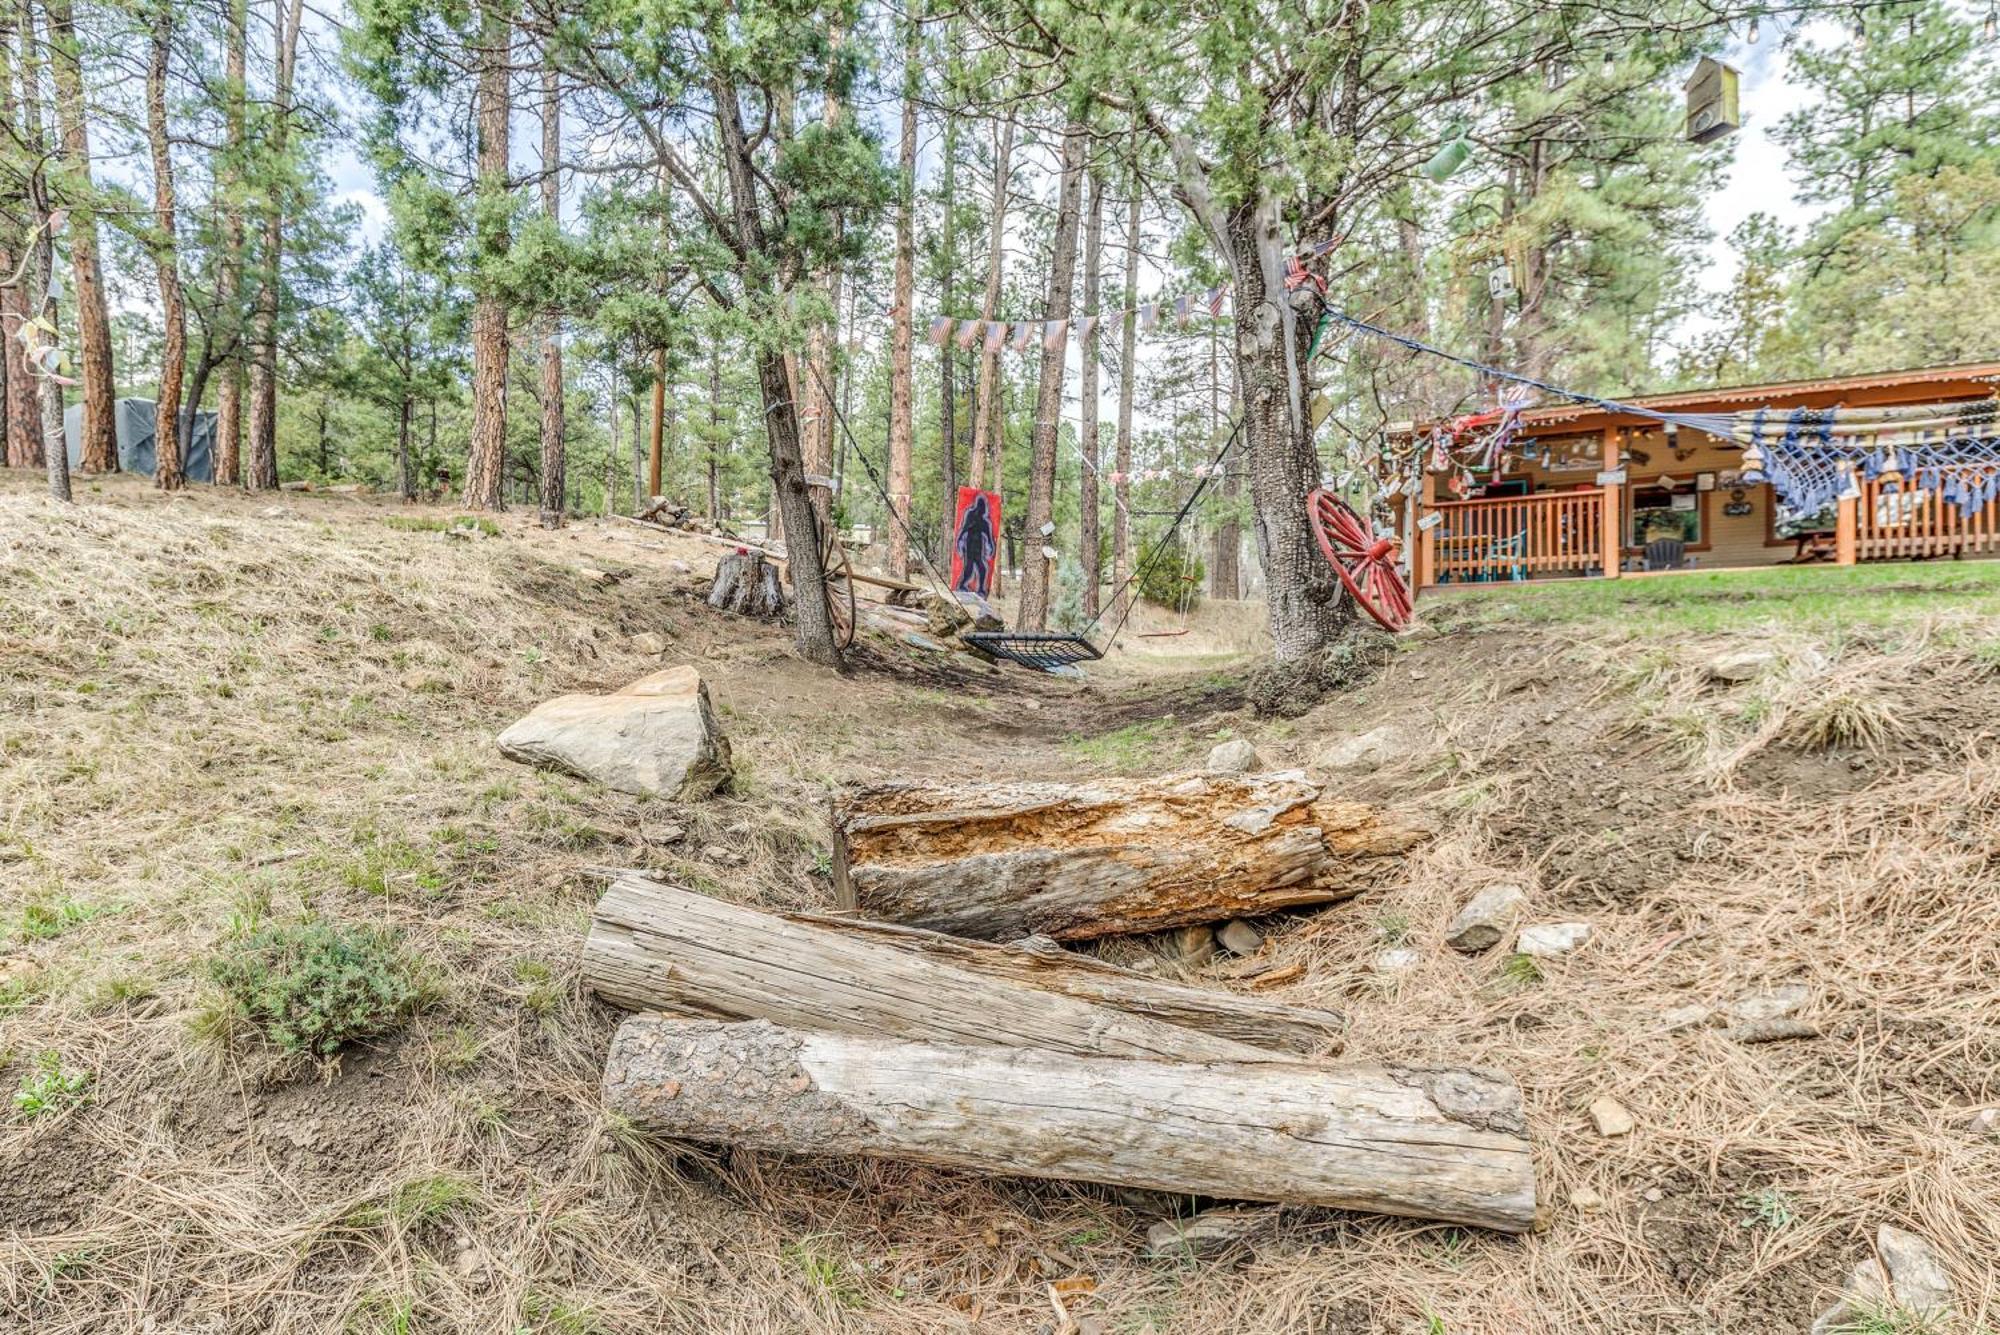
[585,873,1337,1061]
[831,771,1424,941]
[603,1017,1538,1233]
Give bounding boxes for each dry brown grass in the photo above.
[4,476,1998,1334]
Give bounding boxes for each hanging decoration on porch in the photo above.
[1734,399,2000,516]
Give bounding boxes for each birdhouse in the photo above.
[1684,57,1741,143]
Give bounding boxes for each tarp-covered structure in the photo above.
[64,398,217,482]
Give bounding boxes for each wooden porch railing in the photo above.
[1424,488,1607,585]
[1848,475,2000,563]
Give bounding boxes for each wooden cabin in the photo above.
[1391,361,2000,590]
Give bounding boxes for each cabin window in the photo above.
[1627,481,1702,547]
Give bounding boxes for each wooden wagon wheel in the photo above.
[1306,487,1414,633]
[818,524,857,650]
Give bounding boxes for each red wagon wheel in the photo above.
[1307,487,1415,633]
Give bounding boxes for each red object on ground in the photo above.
[1306,488,1414,633]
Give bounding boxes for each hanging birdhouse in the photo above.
[1684,57,1741,143]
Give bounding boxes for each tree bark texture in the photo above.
[968,117,1013,490]
[706,550,783,618]
[832,772,1424,941]
[461,0,512,510]
[585,872,1340,1061]
[1110,186,1139,624]
[884,17,917,580]
[145,3,184,491]
[1077,168,1103,619]
[537,51,564,529]
[0,13,36,469]
[1014,122,1085,632]
[245,0,302,492]
[42,0,113,473]
[603,1018,1537,1233]
[212,0,246,486]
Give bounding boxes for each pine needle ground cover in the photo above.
[2,476,1995,1334]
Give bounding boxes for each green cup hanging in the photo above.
[1422,123,1474,183]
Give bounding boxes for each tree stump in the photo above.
[707,551,784,617]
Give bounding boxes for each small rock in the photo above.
[1969,1108,2000,1135]
[1373,947,1420,974]
[1205,739,1261,774]
[1445,883,1528,953]
[1568,1187,1604,1211]
[1661,1004,1713,1033]
[1172,924,1216,967]
[453,1247,482,1278]
[1707,648,1777,683]
[1143,1208,1277,1259]
[1810,1225,1954,1335]
[1642,1187,1664,1203]
[260,505,288,518]
[1723,983,1810,1023]
[1722,1017,1821,1044]
[646,822,686,846]
[667,559,692,575]
[1516,922,1593,958]
[1313,724,1407,774]
[1588,1096,1635,1137]
[630,631,669,655]
[1216,919,1263,956]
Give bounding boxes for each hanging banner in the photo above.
[949,487,1003,599]
[955,319,982,350]
[928,317,953,346]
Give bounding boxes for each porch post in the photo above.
[1416,470,1437,590]
[1600,426,1621,578]
[1837,487,1859,566]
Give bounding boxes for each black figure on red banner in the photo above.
[950,487,1000,598]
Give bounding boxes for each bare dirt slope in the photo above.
[2,475,1996,1334]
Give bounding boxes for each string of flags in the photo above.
[926,237,1345,356]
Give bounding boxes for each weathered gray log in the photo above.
[585,873,1338,1061]
[603,1017,1538,1233]
[831,771,1426,941]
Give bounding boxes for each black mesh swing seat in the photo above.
[963,630,1105,672]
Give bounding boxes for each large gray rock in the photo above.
[498,665,732,799]
[1810,1225,1954,1335]
[1446,883,1528,952]
[1314,724,1407,773]
[1205,739,1261,774]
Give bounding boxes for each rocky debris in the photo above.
[1588,1097,1635,1137]
[1144,1208,1278,1259]
[1568,1187,1605,1211]
[1216,919,1263,956]
[1724,983,1810,1023]
[1722,1017,1820,1044]
[1969,1108,2000,1135]
[1516,922,1593,958]
[1172,924,1216,967]
[1810,1225,1954,1335]
[667,558,692,575]
[924,596,973,639]
[1373,948,1420,975]
[1661,1004,1713,1033]
[1205,739,1261,775]
[630,631,669,656]
[1313,724,1407,774]
[1445,883,1528,953]
[498,664,733,799]
[1707,648,1778,684]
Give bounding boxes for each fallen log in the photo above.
[603,1017,1538,1233]
[831,771,1425,941]
[585,873,1337,1060]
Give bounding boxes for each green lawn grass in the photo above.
[1422,560,2000,635]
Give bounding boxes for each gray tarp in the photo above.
[64,398,217,483]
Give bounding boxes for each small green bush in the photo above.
[206,922,426,1057]
[13,1052,91,1118]
[1135,538,1204,611]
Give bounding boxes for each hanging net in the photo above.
[1733,399,2000,515]
[962,630,1105,672]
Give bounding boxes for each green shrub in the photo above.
[206,922,427,1057]
[13,1052,91,1118]
[1135,537,1204,611]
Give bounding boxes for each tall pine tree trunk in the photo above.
[461,0,511,510]
[1209,323,1239,598]
[145,1,184,491]
[1015,123,1085,631]
[1077,167,1103,619]
[798,21,844,527]
[705,346,722,520]
[246,0,302,492]
[884,15,917,579]
[968,117,1013,490]
[42,0,113,473]
[1109,186,1139,625]
[536,50,564,528]
[0,9,37,469]
[18,7,66,497]
[935,47,958,563]
[395,394,414,499]
[213,0,246,486]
